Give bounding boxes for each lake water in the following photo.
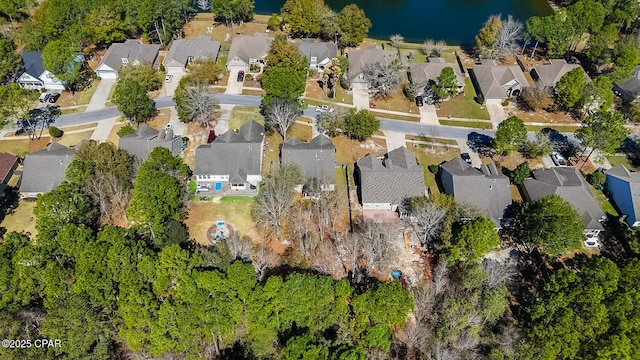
[254,0,553,45]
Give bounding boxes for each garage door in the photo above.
[166,66,184,74]
[97,70,117,79]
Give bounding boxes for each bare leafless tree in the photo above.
[264,99,298,140]
[252,238,279,280]
[408,201,447,245]
[197,0,211,11]
[423,39,435,56]
[84,173,131,224]
[181,84,219,128]
[359,220,400,272]
[434,40,447,56]
[390,33,404,48]
[495,15,523,58]
[483,259,516,289]
[363,54,402,98]
[225,234,253,261]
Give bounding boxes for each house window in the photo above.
[121,58,129,64]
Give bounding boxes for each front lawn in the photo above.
[407,143,460,192]
[437,78,490,120]
[439,119,492,129]
[56,79,100,107]
[369,88,420,114]
[305,77,353,105]
[229,106,265,130]
[56,130,94,147]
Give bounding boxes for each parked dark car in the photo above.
[237,70,245,82]
[415,95,423,107]
[48,93,61,103]
[207,130,217,143]
[461,153,472,165]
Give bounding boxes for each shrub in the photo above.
[263,121,275,136]
[245,73,253,81]
[428,164,439,174]
[587,171,606,189]
[327,90,334,98]
[48,126,63,138]
[340,77,348,90]
[267,14,281,30]
[511,162,531,185]
[159,63,165,72]
[501,99,509,106]
[403,83,416,101]
[474,94,484,105]
[117,124,135,138]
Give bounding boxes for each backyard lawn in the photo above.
[607,155,639,171]
[407,143,460,192]
[185,199,257,246]
[1,200,37,238]
[437,78,490,120]
[589,184,619,216]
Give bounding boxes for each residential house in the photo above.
[194,120,264,193]
[408,58,465,96]
[96,40,160,79]
[281,135,336,193]
[346,47,397,90]
[294,39,338,71]
[16,51,65,90]
[20,143,75,199]
[604,165,640,227]
[529,59,589,90]
[470,59,528,102]
[522,167,606,236]
[118,125,182,162]
[439,158,511,228]
[613,65,640,102]
[164,36,221,73]
[355,147,427,215]
[0,152,19,198]
[226,34,274,73]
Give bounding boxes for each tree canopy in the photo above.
[555,67,588,109]
[575,110,628,167]
[112,78,156,124]
[493,115,527,154]
[345,109,380,140]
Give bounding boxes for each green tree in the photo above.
[335,4,371,48]
[281,0,327,37]
[448,217,500,262]
[118,64,162,91]
[493,115,527,155]
[345,109,379,141]
[575,110,628,169]
[0,38,21,84]
[611,38,639,81]
[81,6,129,49]
[264,34,308,76]
[556,67,588,109]
[211,0,254,27]
[433,66,458,99]
[187,58,223,85]
[34,181,96,239]
[112,78,156,124]
[117,124,135,137]
[41,39,83,89]
[583,76,614,111]
[267,13,280,30]
[475,15,502,57]
[511,161,531,185]
[0,0,32,21]
[519,194,584,256]
[261,67,306,106]
[0,83,37,129]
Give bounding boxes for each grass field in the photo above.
[0,139,31,157]
[439,119,493,129]
[229,106,265,130]
[287,122,312,142]
[525,125,580,133]
[56,130,94,147]
[1,200,37,238]
[608,155,640,171]
[588,184,618,216]
[60,107,88,115]
[406,135,458,145]
[370,89,420,114]
[370,111,420,122]
[437,78,490,120]
[407,143,460,192]
[185,199,256,245]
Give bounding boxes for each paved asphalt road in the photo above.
[50,93,576,144]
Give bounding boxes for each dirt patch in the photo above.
[487,152,544,171]
[183,123,210,170]
[505,102,579,125]
[146,108,172,130]
[28,137,50,152]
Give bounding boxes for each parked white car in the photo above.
[315,105,334,113]
[551,152,567,166]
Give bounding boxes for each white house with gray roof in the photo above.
[281,135,336,193]
[605,165,640,227]
[471,60,528,102]
[522,167,605,235]
[17,51,66,90]
[529,59,589,90]
[613,65,640,102]
[408,58,465,96]
[347,47,397,90]
[356,147,427,214]
[164,36,221,73]
[96,40,160,79]
[20,143,75,199]
[194,120,264,193]
[118,124,181,162]
[294,39,338,71]
[226,34,274,73]
[440,158,511,228]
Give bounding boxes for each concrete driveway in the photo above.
[456,139,482,168]
[541,155,555,168]
[383,130,407,151]
[160,72,183,97]
[85,79,116,112]
[419,104,439,125]
[353,88,369,110]
[225,70,243,94]
[486,102,507,127]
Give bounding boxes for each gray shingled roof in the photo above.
[523,167,605,231]
[164,36,221,69]
[347,48,397,82]
[20,51,45,78]
[356,147,426,205]
[98,40,160,72]
[226,34,273,66]
[614,65,640,102]
[440,158,511,226]
[471,60,528,100]
[20,143,75,195]
[118,124,182,161]
[282,135,336,184]
[195,121,264,180]
[294,40,338,65]
[530,59,589,88]
[605,165,640,224]
[409,58,465,92]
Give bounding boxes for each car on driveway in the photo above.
[551,151,567,166]
[47,93,61,103]
[237,70,245,82]
[39,93,50,103]
[461,153,472,165]
[415,95,423,107]
[315,105,334,113]
[165,74,173,83]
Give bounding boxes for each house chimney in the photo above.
[166,129,174,139]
